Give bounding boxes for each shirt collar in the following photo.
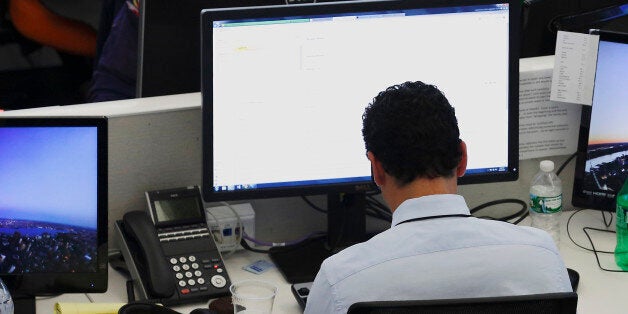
[391,194,471,227]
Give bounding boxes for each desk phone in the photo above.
[116,186,231,306]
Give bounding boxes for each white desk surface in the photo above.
[38,209,628,313]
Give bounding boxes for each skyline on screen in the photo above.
[588,40,628,145]
[0,127,98,229]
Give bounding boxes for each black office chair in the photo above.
[117,302,216,314]
[347,292,578,314]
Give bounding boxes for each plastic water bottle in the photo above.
[529,160,562,245]
[614,178,628,270]
[0,278,13,314]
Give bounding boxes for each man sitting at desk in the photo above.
[304,81,572,314]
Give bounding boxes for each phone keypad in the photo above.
[169,253,227,295]
[158,223,230,299]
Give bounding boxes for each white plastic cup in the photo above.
[0,279,13,314]
[230,280,277,314]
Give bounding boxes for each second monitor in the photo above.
[201,0,520,282]
[201,0,519,201]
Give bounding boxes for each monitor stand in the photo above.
[269,192,369,283]
[13,294,36,314]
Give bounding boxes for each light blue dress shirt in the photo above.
[304,194,572,314]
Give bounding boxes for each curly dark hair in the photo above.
[362,81,462,186]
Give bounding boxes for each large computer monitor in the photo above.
[201,0,520,282]
[0,117,108,313]
[572,30,628,211]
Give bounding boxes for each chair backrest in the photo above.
[347,292,578,314]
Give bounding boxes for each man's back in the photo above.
[304,195,572,314]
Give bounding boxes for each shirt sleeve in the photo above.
[87,1,139,102]
[304,265,339,314]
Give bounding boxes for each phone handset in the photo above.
[122,211,175,298]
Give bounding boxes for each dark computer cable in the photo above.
[239,230,326,254]
[126,280,136,303]
[365,194,392,222]
[555,152,577,176]
[242,230,326,248]
[301,194,392,222]
[301,196,327,214]
[299,195,354,250]
[369,191,529,224]
[215,201,332,258]
[552,153,627,271]
[463,153,577,224]
[300,193,392,250]
[303,161,580,233]
[600,203,615,228]
[565,209,627,272]
[239,237,272,254]
[469,198,528,224]
[565,209,607,253]
[306,191,529,224]
[582,226,627,272]
[237,195,382,254]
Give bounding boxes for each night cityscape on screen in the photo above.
[583,41,628,196]
[0,127,99,274]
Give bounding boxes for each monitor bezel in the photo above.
[0,117,108,294]
[201,0,520,202]
[571,30,628,211]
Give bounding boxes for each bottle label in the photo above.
[617,194,628,229]
[618,204,628,228]
[530,194,562,214]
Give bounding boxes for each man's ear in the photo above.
[457,140,468,178]
[367,152,386,187]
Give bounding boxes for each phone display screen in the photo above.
[154,197,203,223]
